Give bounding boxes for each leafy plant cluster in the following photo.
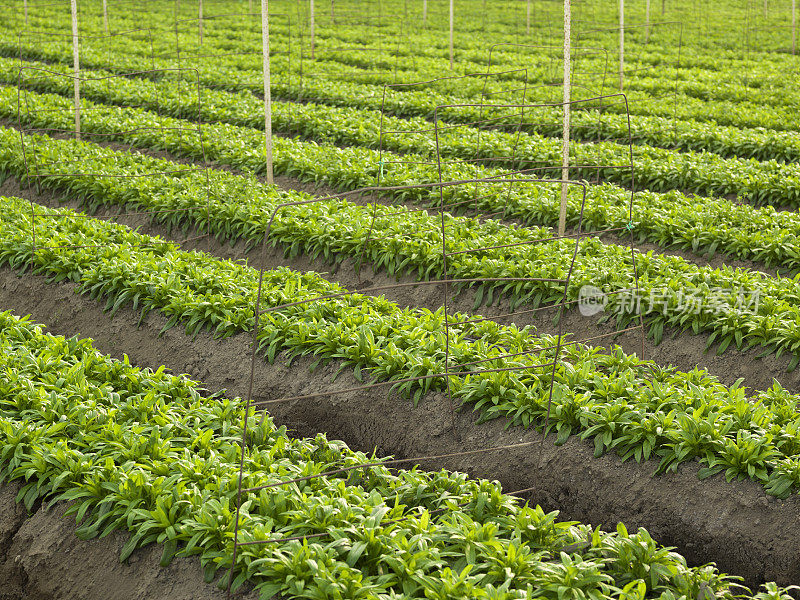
[6,114,800,367]
[2,194,800,498]
[5,309,756,599]
[7,55,800,209]
[8,77,800,278]
[8,119,800,366]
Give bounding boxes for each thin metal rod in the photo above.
[558,0,571,237]
[449,0,454,69]
[422,0,427,25]
[103,0,108,33]
[645,0,650,43]
[244,440,548,493]
[198,0,203,44]
[261,0,274,184]
[70,0,80,140]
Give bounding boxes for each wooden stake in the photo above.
[23,0,28,26]
[198,0,203,44]
[103,0,108,33]
[645,0,650,42]
[261,0,274,184]
[309,0,315,59]
[423,0,427,26]
[793,0,796,54]
[71,0,81,140]
[618,0,624,91]
[449,0,454,69]
[559,0,570,237]
[661,0,665,16]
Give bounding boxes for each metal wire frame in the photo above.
[164,10,293,87]
[225,173,596,595]
[293,2,415,92]
[369,68,534,277]
[574,21,684,148]
[14,65,217,265]
[224,84,643,599]
[15,26,159,75]
[374,79,644,406]
[485,43,611,101]
[744,23,800,55]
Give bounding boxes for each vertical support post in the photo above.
[309,0,315,59]
[71,0,81,140]
[793,0,796,54]
[331,0,334,22]
[618,0,624,91]
[198,0,203,44]
[423,0,427,25]
[645,0,650,42]
[261,0,274,184]
[103,0,109,33]
[449,0,454,69]
[661,0,665,16]
[764,0,767,18]
[23,0,28,26]
[527,0,531,35]
[558,0,570,237]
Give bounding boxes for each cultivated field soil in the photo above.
[1,262,799,590]
[3,0,800,597]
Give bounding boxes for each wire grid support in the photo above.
[575,20,683,146]
[227,173,588,596]
[225,70,643,600]
[15,25,159,76]
[14,64,217,267]
[294,1,415,90]
[166,9,293,92]
[225,101,642,595]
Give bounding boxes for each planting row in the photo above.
[4,177,800,497]
[9,84,800,280]
[3,21,800,135]
[6,308,749,599]
[8,0,799,111]
[11,122,800,368]
[9,55,800,206]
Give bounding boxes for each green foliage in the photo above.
[0,309,761,599]
[1,195,800,499]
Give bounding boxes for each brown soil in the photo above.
[0,263,798,591]
[0,480,257,600]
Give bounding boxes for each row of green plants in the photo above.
[3,18,800,136]
[9,54,800,203]
[8,0,798,108]
[5,309,748,599]
[9,120,800,368]
[3,193,800,502]
[8,84,800,281]
[6,38,800,167]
